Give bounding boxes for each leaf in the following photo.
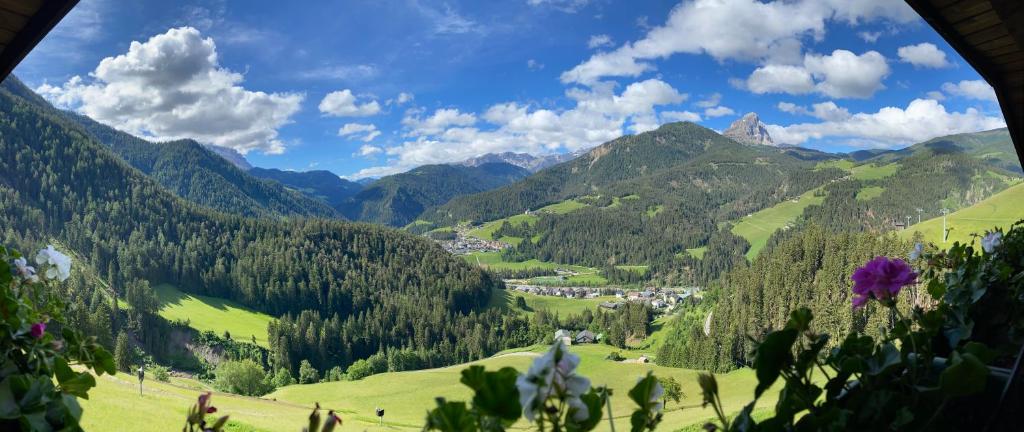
[785,308,813,332]
[459,366,521,422]
[424,399,476,432]
[753,328,798,398]
[566,389,604,432]
[865,343,900,376]
[962,342,996,364]
[627,373,659,409]
[926,279,945,300]
[939,353,988,397]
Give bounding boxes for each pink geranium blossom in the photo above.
[30,322,46,339]
[851,256,917,309]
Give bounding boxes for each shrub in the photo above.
[271,368,294,387]
[150,364,171,382]
[345,358,373,380]
[213,359,271,396]
[298,359,320,384]
[605,351,625,361]
[0,245,116,430]
[114,330,134,372]
[326,366,345,382]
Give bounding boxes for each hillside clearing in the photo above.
[488,289,617,316]
[731,189,825,260]
[900,182,1024,246]
[154,283,275,348]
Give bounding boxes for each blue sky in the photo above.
[17,0,1005,178]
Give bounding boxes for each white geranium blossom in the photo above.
[35,245,71,282]
[13,257,38,282]
[981,232,1002,254]
[516,340,591,422]
[909,243,924,260]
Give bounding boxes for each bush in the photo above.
[150,364,171,382]
[345,358,373,380]
[326,366,345,382]
[605,351,625,361]
[114,330,134,372]
[213,359,271,396]
[298,359,320,384]
[271,368,294,387]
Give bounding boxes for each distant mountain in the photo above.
[249,167,363,209]
[723,112,774,146]
[342,162,530,226]
[0,77,339,220]
[204,145,252,170]
[458,151,579,173]
[866,128,1020,174]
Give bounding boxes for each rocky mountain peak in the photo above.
[723,112,774,146]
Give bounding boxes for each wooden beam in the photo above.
[0,0,79,80]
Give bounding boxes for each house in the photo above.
[637,355,650,363]
[599,301,620,310]
[574,330,596,344]
[554,329,573,346]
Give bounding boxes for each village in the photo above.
[507,283,702,312]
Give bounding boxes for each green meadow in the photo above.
[466,198,589,242]
[154,283,275,347]
[462,251,594,273]
[900,182,1024,246]
[731,189,825,260]
[488,289,617,316]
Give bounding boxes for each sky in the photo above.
[17,0,1006,179]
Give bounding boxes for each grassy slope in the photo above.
[466,199,588,242]
[462,251,594,273]
[488,289,617,316]
[154,283,275,347]
[268,344,772,431]
[855,186,885,201]
[899,182,1024,246]
[731,189,825,260]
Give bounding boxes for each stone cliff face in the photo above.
[723,112,774,146]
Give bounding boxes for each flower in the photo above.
[851,256,917,309]
[982,231,1002,254]
[516,340,591,422]
[35,245,71,282]
[30,322,46,339]
[12,257,38,283]
[909,243,924,260]
[206,406,217,414]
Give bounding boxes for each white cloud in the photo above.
[767,98,1005,148]
[35,26,302,155]
[402,108,477,136]
[940,80,997,102]
[527,0,590,13]
[338,123,381,142]
[925,90,946,101]
[588,34,613,49]
[396,92,415,104]
[560,0,914,85]
[527,59,545,70]
[351,79,686,178]
[704,106,735,117]
[747,50,889,98]
[776,101,850,121]
[746,64,815,95]
[661,110,702,123]
[297,64,378,80]
[897,43,950,68]
[358,144,383,157]
[858,31,881,43]
[694,92,722,108]
[318,89,381,117]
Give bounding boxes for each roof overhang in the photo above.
[905,0,1024,168]
[0,0,80,80]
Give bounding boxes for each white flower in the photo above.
[981,232,1003,254]
[517,340,592,422]
[909,243,924,260]
[35,245,71,282]
[13,257,37,282]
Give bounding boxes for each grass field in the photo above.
[850,162,899,180]
[488,289,617,316]
[855,186,885,201]
[466,199,589,241]
[462,251,594,273]
[268,343,774,431]
[154,283,275,348]
[684,246,707,259]
[900,182,1024,246]
[731,189,825,260]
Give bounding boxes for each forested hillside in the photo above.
[0,79,530,375]
[249,167,363,209]
[342,162,530,226]
[20,81,339,219]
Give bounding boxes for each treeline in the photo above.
[656,225,911,372]
[0,77,521,377]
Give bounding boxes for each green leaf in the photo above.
[459,365,521,422]
[926,279,945,300]
[785,308,813,332]
[865,343,900,376]
[566,389,604,432]
[424,399,477,432]
[962,342,996,364]
[753,328,798,397]
[939,353,988,397]
[627,373,659,409]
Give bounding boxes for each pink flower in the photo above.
[30,322,46,339]
[851,256,917,309]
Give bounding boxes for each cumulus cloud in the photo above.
[695,92,722,108]
[940,80,997,102]
[561,0,914,84]
[897,43,951,68]
[588,34,613,49]
[767,98,1005,148]
[661,110,702,123]
[351,79,686,178]
[745,50,889,98]
[338,123,381,142]
[396,92,415,104]
[704,106,735,117]
[318,90,381,117]
[358,144,383,157]
[35,26,302,155]
[858,31,881,43]
[297,64,379,80]
[777,101,851,121]
[527,59,545,70]
[527,0,590,13]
